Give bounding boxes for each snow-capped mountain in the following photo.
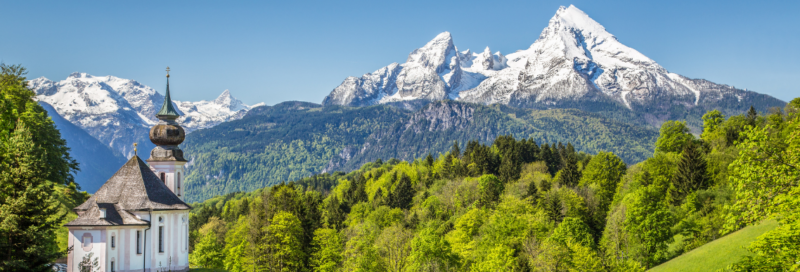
[323,5,784,128]
[30,72,263,157]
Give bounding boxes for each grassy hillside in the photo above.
[649,220,779,272]
[181,101,658,202]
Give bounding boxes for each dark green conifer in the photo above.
[389,173,414,210]
[0,123,66,270]
[746,105,758,127]
[450,141,461,159]
[670,143,710,204]
[424,154,434,167]
[559,154,581,187]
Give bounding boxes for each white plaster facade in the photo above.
[67,211,190,272]
[149,161,187,201]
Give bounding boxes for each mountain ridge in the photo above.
[322,5,785,131]
[29,72,263,157]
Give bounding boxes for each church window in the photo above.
[177,172,181,196]
[111,235,115,249]
[159,226,164,253]
[136,230,141,254]
[160,172,166,183]
[82,237,90,248]
[110,261,115,272]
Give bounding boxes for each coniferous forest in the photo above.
[186,98,800,271]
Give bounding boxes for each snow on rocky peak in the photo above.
[30,73,262,156]
[324,5,772,116]
[175,89,260,129]
[323,31,503,106]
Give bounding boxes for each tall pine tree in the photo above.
[669,142,710,204]
[0,123,66,270]
[389,173,414,210]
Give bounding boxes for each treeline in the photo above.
[188,98,800,271]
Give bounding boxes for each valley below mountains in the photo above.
[180,100,658,202]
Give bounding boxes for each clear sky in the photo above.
[1,0,797,105]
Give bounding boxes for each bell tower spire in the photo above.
[147,67,187,199]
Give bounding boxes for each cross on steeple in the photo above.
[133,143,138,156]
[166,66,170,78]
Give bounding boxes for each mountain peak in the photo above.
[407,32,457,74]
[214,89,234,104]
[549,5,607,36]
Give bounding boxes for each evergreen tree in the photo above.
[0,123,66,271]
[525,181,539,205]
[669,143,710,204]
[558,154,581,187]
[746,105,758,127]
[498,145,521,182]
[450,141,461,159]
[424,154,434,167]
[0,64,78,186]
[389,173,414,210]
[324,196,346,230]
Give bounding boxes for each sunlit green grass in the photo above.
[649,220,779,272]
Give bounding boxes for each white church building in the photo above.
[65,69,191,272]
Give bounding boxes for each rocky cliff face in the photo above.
[322,5,785,130]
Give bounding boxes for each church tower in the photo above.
[147,67,187,200]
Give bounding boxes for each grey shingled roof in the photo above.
[68,156,190,226]
[65,203,148,226]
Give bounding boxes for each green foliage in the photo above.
[265,211,305,271]
[190,231,224,269]
[477,174,503,208]
[311,228,343,272]
[0,122,68,271]
[654,120,695,154]
[182,104,800,271]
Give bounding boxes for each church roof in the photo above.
[67,155,190,226]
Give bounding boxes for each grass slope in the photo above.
[649,220,779,272]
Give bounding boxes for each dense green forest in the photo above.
[0,64,83,271]
[186,97,800,271]
[182,100,659,203]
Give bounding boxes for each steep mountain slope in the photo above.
[39,102,127,192]
[322,5,785,131]
[29,72,263,157]
[181,100,657,202]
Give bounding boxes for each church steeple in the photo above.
[147,67,188,199]
[156,67,180,118]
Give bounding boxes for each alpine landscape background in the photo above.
[30,5,785,200]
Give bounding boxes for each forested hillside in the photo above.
[184,97,800,271]
[181,100,658,202]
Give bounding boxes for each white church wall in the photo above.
[150,211,190,271]
[69,228,106,272]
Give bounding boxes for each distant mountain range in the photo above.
[323,5,785,130]
[29,72,263,158]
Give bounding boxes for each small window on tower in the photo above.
[160,172,166,183]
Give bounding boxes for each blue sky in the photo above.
[1,0,797,105]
